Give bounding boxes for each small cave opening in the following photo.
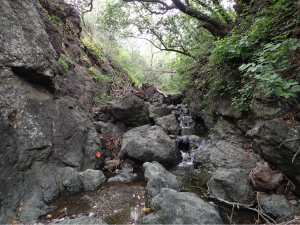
[12,67,55,93]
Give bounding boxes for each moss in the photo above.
[81,37,105,65]
[89,67,110,83]
[49,14,64,28]
[58,58,68,71]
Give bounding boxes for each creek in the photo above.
[39,115,257,224]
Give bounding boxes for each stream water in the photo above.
[40,116,257,224]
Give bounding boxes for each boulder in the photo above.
[108,172,138,183]
[137,188,223,224]
[94,121,114,135]
[119,125,182,166]
[193,140,259,174]
[143,161,182,205]
[110,93,150,126]
[209,168,255,205]
[149,104,170,119]
[80,169,106,191]
[249,161,284,191]
[258,194,300,222]
[62,167,82,194]
[154,114,181,135]
[246,120,300,194]
[57,216,108,224]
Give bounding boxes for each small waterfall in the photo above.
[177,138,208,167]
[178,115,195,128]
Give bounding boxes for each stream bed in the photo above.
[39,124,257,224]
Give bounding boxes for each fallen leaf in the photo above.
[142,208,151,213]
[96,152,101,157]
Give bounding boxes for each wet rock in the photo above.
[57,216,108,224]
[81,195,93,203]
[20,197,47,223]
[246,120,300,195]
[119,125,182,166]
[149,104,170,119]
[249,160,284,191]
[258,194,300,222]
[110,93,150,126]
[137,188,223,224]
[108,172,138,183]
[119,162,134,173]
[80,169,105,191]
[154,114,181,135]
[209,168,255,205]
[178,115,195,128]
[193,140,259,174]
[62,167,82,194]
[143,161,182,205]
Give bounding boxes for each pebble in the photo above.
[89,212,96,217]
[289,200,298,206]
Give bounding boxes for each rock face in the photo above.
[154,114,181,135]
[119,125,182,166]
[137,188,224,224]
[0,0,59,78]
[80,169,106,191]
[246,120,300,194]
[209,168,255,204]
[193,141,259,174]
[143,162,182,205]
[57,216,108,224]
[0,0,106,223]
[110,93,150,126]
[258,194,300,222]
[249,161,284,191]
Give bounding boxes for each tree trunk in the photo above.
[171,0,233,38]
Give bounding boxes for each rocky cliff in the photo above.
[0,0,116,223]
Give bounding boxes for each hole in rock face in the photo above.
[177,141,190,151]
[12,67,55,93]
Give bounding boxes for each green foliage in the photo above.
[93,93,112,105]
[58,58,68,71]
[208,0,299,111]
[89,67,111,83]
[49,15,63,28]
[82,36,104,65]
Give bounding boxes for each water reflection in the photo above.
[105,204,146,224]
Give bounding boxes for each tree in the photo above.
[121,0,238,38]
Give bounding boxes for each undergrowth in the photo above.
[198,0,300,111]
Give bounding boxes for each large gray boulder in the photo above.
[246,120,300,195]
[110,93,150,126]
[258,194,300,222]
[137,188,224,224]
[154,114,181,135]
[209,168,255,205]
[58,216,108,224]
[80,169,106,191]
[193,140,259,174]
[119,125,182,166]
[143,162,182,205]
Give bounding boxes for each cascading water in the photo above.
[176,137,208,167]
[178,115,195,128]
